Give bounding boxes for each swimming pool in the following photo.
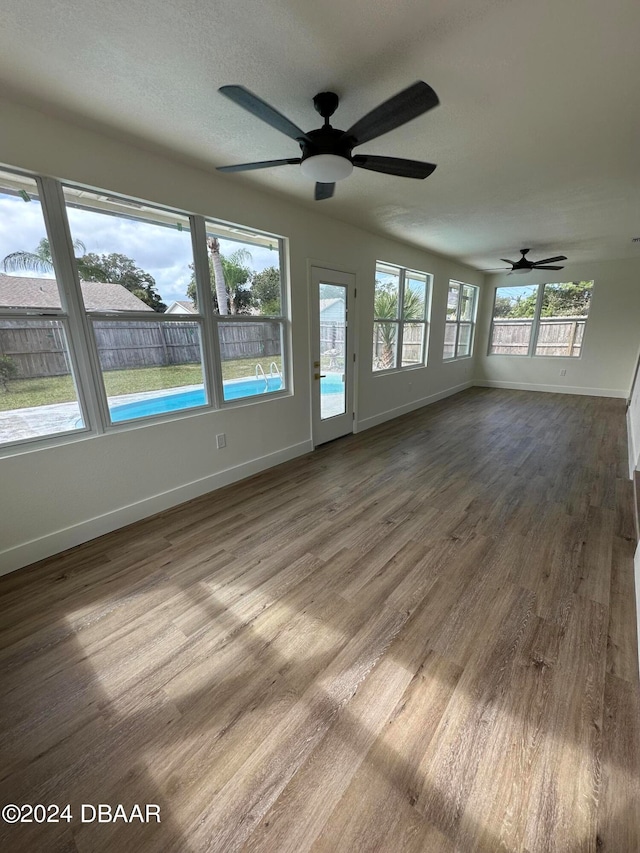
[108,373,344,423]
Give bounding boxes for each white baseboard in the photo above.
[0,439,313,577]
[356,381,473,432]
[627,409,637,480]
[635,542,640,681]
[474,379,627,398]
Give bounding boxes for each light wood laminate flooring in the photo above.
[0,388,638,852]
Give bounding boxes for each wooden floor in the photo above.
[1,388,639,853]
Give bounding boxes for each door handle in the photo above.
[314,373,326,380]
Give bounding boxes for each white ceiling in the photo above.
[1,0,639,271]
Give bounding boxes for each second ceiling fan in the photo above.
[216,81,440,200]
[489,249,568,274]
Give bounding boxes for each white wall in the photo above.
[474,259,640,398]
[627,347,640,475]
[626,347,640,677]
[0,96,482,574]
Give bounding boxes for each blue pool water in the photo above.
[108,374,344,423]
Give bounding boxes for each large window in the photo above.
[0,171,86,446]
[203,221,286,402]
[443,281,478,360]
[489,281,593,358]
[373,262,431,372]
[0,165,288,451]
[63,187,207,424]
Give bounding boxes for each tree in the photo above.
[374,283,425,369]
[493,295,520,317]
[540,281,592,316]
[496,293,537,318]
[2,237,107,281]
[187,246,253,314]
[0,355,18,391]
[251,267,281,315]
[319,283,339,300]
[495,281,592,319]
[78,252,166,312]
[208,237,229,317]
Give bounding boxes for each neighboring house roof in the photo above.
[319,298,344,321]
[165,300,197,314]
[0,274,153,312]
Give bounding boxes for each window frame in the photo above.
[488,281,593,359]
[443,281,478,361]
[0,173,94,453]
[203,219,289,406]
[0,165,290,455]
[372,262,432,373]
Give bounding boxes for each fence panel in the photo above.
[490,317,586,357]
[0,319,70,377]
[160,322,201,364]
[1,319,283,378]
[320,320,345,354]
[535,319,585,357]
[218,322,280,361]
[489,319,533,355]
[93,322,167,370]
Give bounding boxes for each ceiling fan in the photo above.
[487,249,567,275]
[216,81,439,200]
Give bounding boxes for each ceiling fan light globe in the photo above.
[512,267,530,274]
[301,154,353,183]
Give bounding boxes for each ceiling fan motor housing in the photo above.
[300,127,353,163]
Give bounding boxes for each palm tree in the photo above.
[221,248,252,315]
[2,237,107,280]
[207,237,228,316]
[374,286,424,369]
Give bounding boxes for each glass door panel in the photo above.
[310,266,355,446]
[319,283,346,420]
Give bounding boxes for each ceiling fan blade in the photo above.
[217,158,302,173]
[533,264,564,270]
[315,182,335,200]
[500,259,517,265]
[345,81,439,147]
[532,255,567,265]
[353,155,436,179]
[219,86,311,143]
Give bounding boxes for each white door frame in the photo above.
[309,265,357,447]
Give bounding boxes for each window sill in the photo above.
[372,363,427,376]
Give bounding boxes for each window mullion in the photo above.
[190,215,220,408]
[530,283,545,356]
[454,285,462,355]
[397,269,406,369]
[37,176,107,434]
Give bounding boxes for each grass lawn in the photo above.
[0,357,283,412]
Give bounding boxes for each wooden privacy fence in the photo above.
[320,320,345,353]
[0,319,282,378]
[372,322,425,368]
[0,319,71,378]
[93,321,200,371]
[490,317,586,357]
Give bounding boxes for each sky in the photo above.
[0,191,280,305]
[495,284,538,301]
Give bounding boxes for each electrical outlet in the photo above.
[216,433,226,449]
[560,369,566,376]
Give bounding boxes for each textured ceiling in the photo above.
[1,0,639,271]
